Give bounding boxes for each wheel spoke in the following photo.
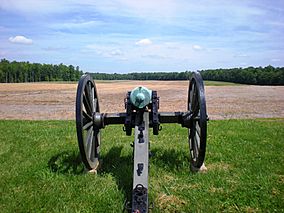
[88,83,93,111]
[91,86,95,111]
[83,110,92,121]
[189,127,197,161]
[83,93,93,115]
[90,135,96,160]
[192,85,199,115]
[193,135,199,159]
[86,127,94,159]
[94,129,100,150]
[84,82,91,101]
[94,98,98,112]
[96,136,100,156]
[190,150,195,160]
[195,121,201,137]
[83,119,93,130]
[85,82,94,111]
[195,128,200,149]
[189,83,195,111]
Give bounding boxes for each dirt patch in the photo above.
[156,193,187,210]
[0,81,283,120]
[207,162,233,171]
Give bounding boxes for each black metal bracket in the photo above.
[132,184,148,213]
[151,90,160,135]
[124,91,133,136]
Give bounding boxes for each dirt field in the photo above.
[0,81,283,120]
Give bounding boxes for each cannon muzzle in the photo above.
[130,86,152,108]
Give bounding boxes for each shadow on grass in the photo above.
[48,151,85,175]
[150,148,190,172]
[99,146,190,199]
[47,146,190,198]
[100,146,133,201]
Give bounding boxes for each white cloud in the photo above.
[192,44,203,51]
[51,20,103,31]
[135,38,152,46]
[0,0,178,19]
[113,0,178,18]
[42,46,68,51]
[0,0,68,14]
[141,54,170,59]
[9,36,33,45]
[110,49,123,56]
[84,44,124,58]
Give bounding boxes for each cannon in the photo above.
[75,72,208,213]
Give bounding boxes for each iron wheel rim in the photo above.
[75,74,100,170]
[188,72,207,169]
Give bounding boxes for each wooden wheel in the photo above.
[75,74,100,170]
[188,72,207,169]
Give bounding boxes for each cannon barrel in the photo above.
[130,86,152,108]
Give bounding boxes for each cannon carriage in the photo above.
[75,72,208,213]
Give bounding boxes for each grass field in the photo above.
[204,80,242,86]
[0,119,283,212]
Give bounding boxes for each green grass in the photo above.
[0,119,283,212]
[204,80,242,86]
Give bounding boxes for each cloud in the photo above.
[0,0,68,14]
[136,38,152,46]
[141,54,170,59]
[9,36,33,45]
[51,20,103,31]
[192,44,203,51]
[110,49,123,56]
[42,46,68,51]
[84,44,124,58]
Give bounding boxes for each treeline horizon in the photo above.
[0,59,83,83]
[89,71,191,81]
[90,65,283,85]
[200,66,283,85]
[0,59,283,85]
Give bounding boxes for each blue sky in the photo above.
[0,0,283,73]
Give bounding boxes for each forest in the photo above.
[89,71,191,81]
[200,66,284,85]
[0,59,283,85]
[90,66,284,85]
[0,59,83,83]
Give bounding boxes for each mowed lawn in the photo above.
[0,119,283,212]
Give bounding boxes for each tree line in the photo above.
[0,59,83,83]
[90,65,284,85]
[89,71,192,81]
[1,58,283,85]
[200,66,284,85]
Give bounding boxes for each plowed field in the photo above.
[0,81,283,120]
